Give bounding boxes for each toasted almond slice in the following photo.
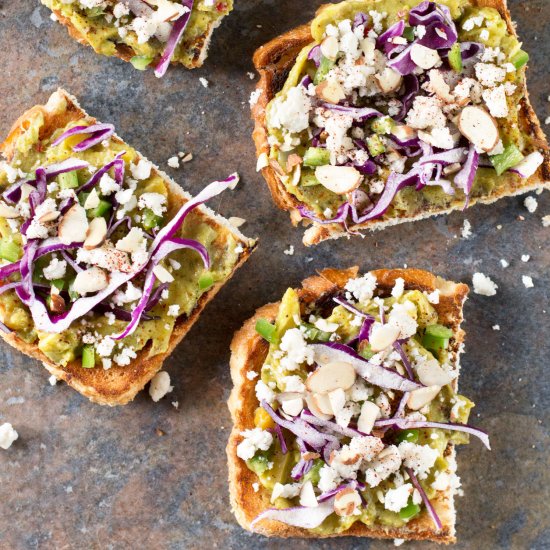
[306,362,356,394]
[302,451,320,461]
[315,165,362,195]
[256,152,269,172]
[336,447,362,466]
[357,400,380,434]
[391,124,417,142]
[334,488,361,517]
[306,392,333,420]
[0,202,19,218]
[410,43,441,70]
[375,67,403,93]
[228,216,246,228]
[427,69,454,102]
[84,217,108,250]
[299,480,318,508]
[58,204,89,245]
[153,264,174,283]
[269,158,286,177]
[83,188,100,210]
[286,153,303,172]
[407,385,441,410]
[443,162,462,175]
[20,183,34,201]
[38,210,60,223]
[457,106,499,152]
[49,292,66,313]
[281,397,304,417]
[369,323,400,352]
[116,227,146,254]
[320,36,339,61]
[72,266,109,296]
[416,359,454,386]
[316,80,346,104]
[328,388,346,416]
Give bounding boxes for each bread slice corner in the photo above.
[227,267,468,543]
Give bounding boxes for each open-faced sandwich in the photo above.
[41,0,232,76]
[227,267,489,543]
[252,0,550,246]
[0,89,255,405]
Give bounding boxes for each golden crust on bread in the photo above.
[251,0,550,246]
[227,267,469,542]
[44,4,224,70]
[0,89,256,406]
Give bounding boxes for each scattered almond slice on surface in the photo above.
[299,480,319,508]
[457,106,499,152]
[153,264,174,284]
[306,361,356,394]
[315,165,362,194]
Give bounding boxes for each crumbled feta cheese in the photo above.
[282,375,305,393]
[167,304,180,317]
[0,423,18,450]
[500,259,509,268]
[199,77,209,88]
[95,337,115,357]
[249,89,261,107]
[130,159,152,180]
[99,173,119,196]
[279,328,314,371]
[398,442,438,480]
[542,215,550,227]
[138,192,167,216]
[48,375,58,386]
[406,96,446,129]
[252,482,260,492]
[461,219,472,239]
[492,324,500,331]
[524,196,538,213]
[522,275,534,288]
[113,346,137,366]
[474,63,506,87]
[472,272,498,296]
[102,358,112,370]
[284,245,295,256]
[270,86,312,134]
[271,482,302,503]
[255,380,276,404]
[167,156,180,168]
[482,85,508,118]
[149,371,174,402]
[521,255,530,262]
[391,277,405,299]
[246,370,258,381]
[345,272,377,303]
[384,483,413,512]
[43,258,67,280]
[426,289,440,304]
[236,428,273,461]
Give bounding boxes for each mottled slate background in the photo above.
[0,1,548,549]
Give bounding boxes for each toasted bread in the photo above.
[227,267,469,543]
[251,0,550,246]
[40,1,230,70]
[0,89,256,406]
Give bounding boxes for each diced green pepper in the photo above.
[0,238,21,263]
[371,116,394,135]
[58,170,79,189]
[402,26,415,42]
[68,278,79,302]
[255,318,277,343]
[367,134,386,157]
[142,208,162,230]
[198,272,214,290]
[81,344,95,368]
[395,429,419,444]
[303,147,331,167]
[399,499,421,521]
[301,323,332,342]
[130,56,154,71]
[90,199,112,218]
[314,56,335,85]
[448,43,463,72]
[358,342,375,360]
[510,49,529,69]
[51,279,65,291]
[490,143,524,176]
[422,324,453,352]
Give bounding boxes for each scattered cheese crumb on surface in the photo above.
[172,401,179,409]
[472,272,498,296]
[500,259,509,268]
[247,72,255,80]
[524,196,538,213]
[167,156,180,168]
[542,215,550,227]
[394,539,405,547]
[0,422,18,450]
[149,371,174,402]
[284,245,295,256]
[48,375,58,386]
[461,219,472,239]
[522,275,534,289]
[199,77,209,88]
[492,325,500,331]
[521,255,530,262]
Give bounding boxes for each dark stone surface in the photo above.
[0,1,548,549]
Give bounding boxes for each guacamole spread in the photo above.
[0,92,245,369]
[41,0,233,73]
[237,272,488,534]
[264,0,543,230]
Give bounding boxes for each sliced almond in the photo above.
[443,162,462,176]
[316,80,346,104]
[410,43,441,70]
[328,388,346,416]
[407,385,441,410]
[83,188,100,210]
[286,153,303,172]
[302,451,320,461]
[315,165,362,195]
[306,362,356,394]
[84,217,108,250]
[357,400,380,434]
[20,183,34,201]
[269,158,286,177]
[0,202,19,218]
[72,266,109,296]
[336,447,362,466]
[369,323,400,352]
[306,392,333,420]
[116,227,146,254]
[58,204,89,245]
[153,264,174,284]
[334,488,361,517]
[457,106,499,152]
[320,36,339,61]
[49,292,66,313]
[375,67,403,93]
[39,210,60,223]
[299,480,318,508]
[416,359,454,387]
[427,69,454,102]
[256,152,269,172]
[228,216,246,228]
[281,397,304,417]
[391,124,417,142]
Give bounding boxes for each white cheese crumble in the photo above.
[472,272,498,296]
[384,483,413,512]
[167,156,180,168]
[270,86,312,134]
[43,258,67,280]
[149,371,174,402]
[0,422,18,450]
[522,275,534,288]
[130,159,152,180]
[236,428,273,461]
[500,259,509,268]
[199,77,209,88]
[138,192,167,216]
[283,245,295,256]
[524,196,538,213]
[461,219,472,239]
[391,277,405,299]
[345,272,377,303]
[521,255,530,262]
[167,304,180,317]
[279,328,314,371]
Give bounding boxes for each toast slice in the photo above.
[251,0,550,246]
[0,89,256,405]
[40,0,232,72]
[228,267,472,543]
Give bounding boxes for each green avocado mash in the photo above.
[0,95,244,368]
[243,277,477,535]
[265,0,530,221]
[41,0,233,69]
